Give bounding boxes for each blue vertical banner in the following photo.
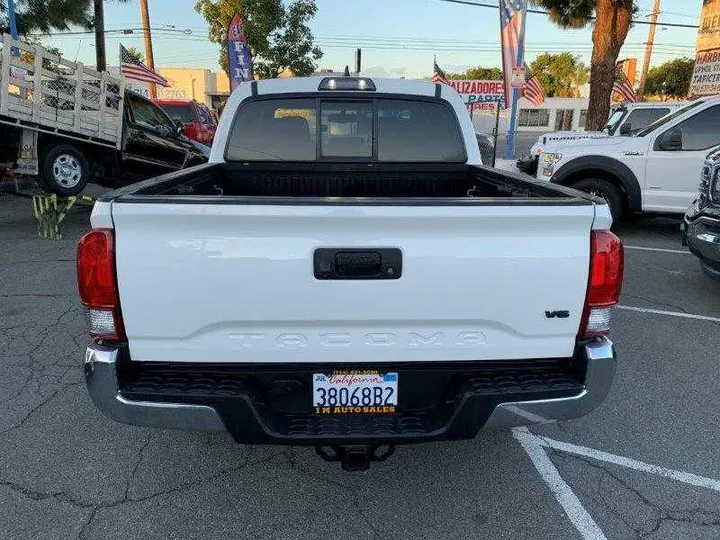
[499,0,529,160]
[227,12,253,91]
[8,0,19,57]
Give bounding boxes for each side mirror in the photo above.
[175,123,184,136]
[657,128,683,151]
[619,122,632,136]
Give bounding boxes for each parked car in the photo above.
[537,96,720,222]
[155,99,218,146]
[79,76,622,471]
[0,39,208,196]
[682,147,720,281]
[518,102,683,175]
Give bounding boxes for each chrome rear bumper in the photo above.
[484,338,615,427]
[84,338,616,436]
[84,344,225,431]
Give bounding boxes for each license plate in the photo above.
[313,371,398,414]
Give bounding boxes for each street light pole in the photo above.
[139,0,157,98]
[637,0,661,100]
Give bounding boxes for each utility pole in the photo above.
[637,0,661,100]
[94,0,106,71]
[139,0,157,98]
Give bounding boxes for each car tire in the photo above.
[571,178,625,224]
[40,144,90,196]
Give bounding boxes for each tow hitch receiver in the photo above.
[315,445,395,471]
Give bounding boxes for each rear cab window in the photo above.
[225,96,466,162]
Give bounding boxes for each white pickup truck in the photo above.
[79,77,623,470]
[537,96,720,222]
[517,102,682,175]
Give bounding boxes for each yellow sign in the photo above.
[697,0,720,52]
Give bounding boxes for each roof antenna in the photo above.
[343,65,350,77]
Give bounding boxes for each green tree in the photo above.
[568,62,591,97]
[644,57,694,99]
[532,0,635,130]
[1,0,93,34]
[447,66,503,80]
[125,46,144,63]
[194,0,323,79]
[530,52,589,97]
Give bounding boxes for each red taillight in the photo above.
[77,229,125,341]
[579,230,624,339]
[184,123,199,141]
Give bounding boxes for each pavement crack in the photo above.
[123,437,152,500]
[0,380,84,435]
[552,451,720,539]
[290,465,383,540]
[1,478,96,509]
[78,506,99,540]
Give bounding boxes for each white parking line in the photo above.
[617,305,720,324]
[514,427,720,540]
[624,246,690,255]
[531,432,720,493]
[513,428,608,540]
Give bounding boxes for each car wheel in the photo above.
[40,145,90,196]
[571,178,625,224]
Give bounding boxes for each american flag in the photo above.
[120,44,169,87]
[432,58,448,84]
[499,0,527,106]
[523,64,545,106]
[613,71,636,103]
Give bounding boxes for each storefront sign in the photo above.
[446,80,506,110]
[689,48,720,97]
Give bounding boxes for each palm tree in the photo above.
[570,64,591,98]
[532,0,634,130]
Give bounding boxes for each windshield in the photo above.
[159,104,195,124]
[605,108,626,134]
[635,101,705,137]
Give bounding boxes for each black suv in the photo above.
[682,147,720,281]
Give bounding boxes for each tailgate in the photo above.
[112,202,594,363]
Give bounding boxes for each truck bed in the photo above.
[103,162,591,203]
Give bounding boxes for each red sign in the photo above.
[511,67,526,89]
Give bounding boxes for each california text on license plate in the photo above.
[313,371,398,414]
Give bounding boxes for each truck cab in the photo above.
[519,102,682,175]
[537,97,720,222]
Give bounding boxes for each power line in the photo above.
[435,0,700,29]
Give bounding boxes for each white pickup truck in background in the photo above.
[537,97,720,222]
[79,76,623,471]
[517,102,682,175]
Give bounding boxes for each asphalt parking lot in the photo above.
[1,190,719,540]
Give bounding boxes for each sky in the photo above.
[42,0,702,78]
